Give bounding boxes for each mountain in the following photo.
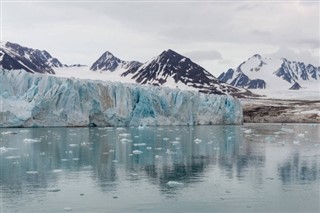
[90,51,142,73]
[0,41,63,74]
[120,49,253,97]
[218,54,320,90]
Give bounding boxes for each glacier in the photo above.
[0,69,243,127]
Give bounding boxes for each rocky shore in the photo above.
[242,98,320,123]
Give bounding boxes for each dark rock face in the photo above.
[218,68,234,83]
[121,49,254,97]
[125,49,220,86]
[0,42,63,74]
[90,51,142,72]
[289,82,302,90]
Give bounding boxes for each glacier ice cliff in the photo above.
[0,70,243,127]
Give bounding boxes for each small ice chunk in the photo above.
[5,155,21,159]
[243,129,252,134]
[163,138,169,141]
[132,150,143,155]
[146,147,152,150]
[116,127,126,131]
[170,141,180,145]
[166,181,183,187]
[0,146,9,154]
[69,144,78,147]
[26,171,38,174]
[23,138,41,143]
[194,139,202,144]
[53,169,63,173]
[293,141,300,145]
[133,143,146,147]
[64,207,72,211]
[298,133,305,138]
[1,131,18,135]
[119,133,130,137]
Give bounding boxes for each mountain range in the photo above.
[0,41,63,74]
[1,41,318,97]
[218,54,319,90]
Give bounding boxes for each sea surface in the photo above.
[1,124,319,213]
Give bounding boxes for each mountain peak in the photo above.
[252,53,262,58]
[0,41,63,74]
[90,51,142,72]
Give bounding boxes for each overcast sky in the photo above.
[1,0,319,76]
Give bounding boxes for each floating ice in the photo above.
[298,133,305,138]
[243,129,252,134]
[64,207,72,211]
[5,155,21,159]
[118,133,130,137]
[170,141,180,145]
[23,138,41,143]
[133,143,146,147]
[194,138,202,144]
[146,147,152,150]
[120,138,132,143]
[166,181,183,187]
[69,144,78,147]
[132,150,143,155]
[1,131,18,135]
[26,171,38,174]
[293,141,300,145]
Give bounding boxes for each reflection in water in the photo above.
[0,124,319,212]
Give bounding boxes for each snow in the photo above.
[0,69,243,127]
[239,56,292,90]
[53,66,136,84]
[250,89,320,100]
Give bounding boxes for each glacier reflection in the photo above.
[1,124,319,212]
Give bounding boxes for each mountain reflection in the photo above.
[1,125,319,197]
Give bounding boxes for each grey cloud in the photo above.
[2,1,319,70]
[184,50,223,61]
[251,29,271,37]
[266,46,320,66]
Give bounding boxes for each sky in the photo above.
[1,0,319,76]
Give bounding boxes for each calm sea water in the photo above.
[0,124,319,213]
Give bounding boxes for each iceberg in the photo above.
[0,69,243,127]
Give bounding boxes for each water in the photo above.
[0,124,319,213]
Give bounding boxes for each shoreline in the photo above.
[242,98,320,123]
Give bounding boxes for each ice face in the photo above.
[0,69,243,127]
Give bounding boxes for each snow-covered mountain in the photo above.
[90,51,142,73]
[120,49,252,97]
[0,41,63,74]
[218,54,320,90]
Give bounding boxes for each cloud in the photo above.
[2,1,319,70]
[266,46,320,66]
[251,29,271,37]
[183,50,222,61]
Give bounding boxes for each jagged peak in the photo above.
[100,51,119,60]
[252,53,262,58]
